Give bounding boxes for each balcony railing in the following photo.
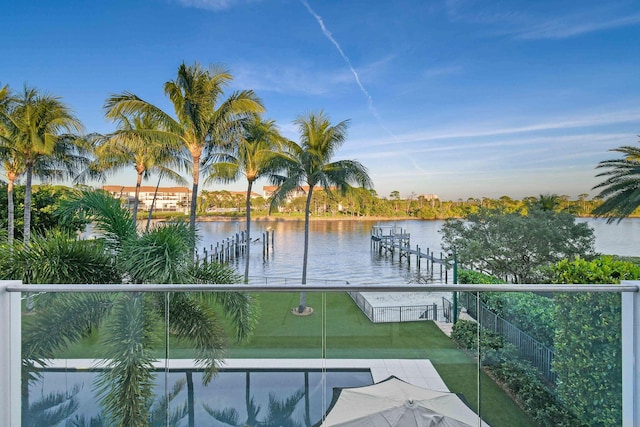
[1,281,638,427]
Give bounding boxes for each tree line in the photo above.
[197,189,612,219]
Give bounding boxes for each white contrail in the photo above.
[300,0,395,138]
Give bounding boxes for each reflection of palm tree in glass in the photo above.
[35,379,188,427]
[204,376,305,427]
[26,385,82,427]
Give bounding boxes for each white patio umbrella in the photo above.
[316,376,491,427]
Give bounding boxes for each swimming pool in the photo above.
[28,367,374,425]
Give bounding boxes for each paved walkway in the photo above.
[50,357,450,392]
[435,308,475,337]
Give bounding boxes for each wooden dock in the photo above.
[371,224,452,282]
[196,228,275,265]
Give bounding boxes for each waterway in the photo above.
[196,217,640,285]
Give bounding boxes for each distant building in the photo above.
[102,185,191,213]
[420,194,439,201]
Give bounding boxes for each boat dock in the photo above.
[196,228,275,264]
[371,225,451,280]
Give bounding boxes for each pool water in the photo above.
[28,368,374,425]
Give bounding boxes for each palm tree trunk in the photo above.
[146,175,162,232]
[189,155,201,231]
[133,171,143,225]
[23,163,33,243]
[244,181,253,283]
[245,371,251,423]
[299,186,314,313]
[304,371,311,427]
[186,370,195,427]
[7,178,14,245]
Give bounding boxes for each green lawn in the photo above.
[227,292,535,427]
[55,291,535,427]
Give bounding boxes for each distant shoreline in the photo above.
[153,213,623,223]
[195,215,419,222]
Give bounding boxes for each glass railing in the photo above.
[1,282,637,427]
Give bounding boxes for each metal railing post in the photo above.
[1,281,21,427]
[622,280,639,427]
[452,251,458,324]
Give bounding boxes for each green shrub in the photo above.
[549,256,640,426]
[458,270,555,346]
[457,269,505,285]
[490,360,585,427]
[452,320,583,427]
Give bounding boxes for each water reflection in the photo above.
[197,218,640,285]
[28,369,373,426]
[198,220,450,285]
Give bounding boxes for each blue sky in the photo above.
[2,0,640,200]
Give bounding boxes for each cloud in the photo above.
[175,0,262,11]
[347,132,633,176]
[444,1,640,40]
[347,109,640,150]
[299,0,396,138]
[516,13,640,40]
[231,62,354,95]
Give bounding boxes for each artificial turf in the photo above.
[54,291,536,427]
[226,292,536,427]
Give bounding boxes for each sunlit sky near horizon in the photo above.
[2,0,640,200]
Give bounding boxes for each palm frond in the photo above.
[0,230,118,284]
[592,140,640,223]
[161,292,226,384]
[95,294,159,426]
[57,190,137,245]
[22,293,114,381]
[26,385,81,427]
[148,378,188,427]
[203,405,240,426]
[262,389,305,427]
[119,221,195,283]
[189,262,257,343]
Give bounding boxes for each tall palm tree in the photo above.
[206,115,288,282]
[85,112,187,222]
[0,85,85,243]
[270,111,372,313]
[0,84,21,244]
[105,62,264,232]
[592,141,640,223]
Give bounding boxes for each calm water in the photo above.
[197,218,640,285]
[29,369,373,426]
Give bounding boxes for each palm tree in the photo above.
[0,84,22,244]
[270,111,372,313]
[85,112,187,222]
[526,193,562,212]
[206,115,287,282]
[105,62,264,232]
[204,385,305,427]
[0,85,85,243]
[1,190,257,425]
[592,141,640,223]
[1,154,24,244]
